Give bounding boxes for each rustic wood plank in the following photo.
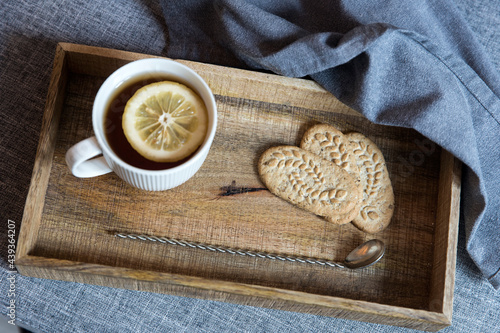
[429,150,461,320]
[60,42,157,77]
[17,255,450,331]
[17,44,67,259]
[60,42,359,116]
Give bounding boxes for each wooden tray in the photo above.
[17,43,461,331]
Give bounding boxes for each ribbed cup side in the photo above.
[108,150,208,191]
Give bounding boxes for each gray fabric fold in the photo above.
[214,0,500,289]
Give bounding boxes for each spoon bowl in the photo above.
[343,239,385,269]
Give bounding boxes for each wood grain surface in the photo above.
[16,43,461,331]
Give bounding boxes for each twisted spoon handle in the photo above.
[115,233,346,269]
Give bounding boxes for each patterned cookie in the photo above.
[346,132,394,233]
[300,124,360,179]
[300,124,363,224]
[258,146,360,223]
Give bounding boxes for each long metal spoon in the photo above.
[115,233,385,269]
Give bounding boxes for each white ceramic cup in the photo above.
[65,58,217,191]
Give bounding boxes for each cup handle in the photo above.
[65,136,112,178]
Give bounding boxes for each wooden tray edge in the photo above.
[429,150,462,322]
[17,43,68,260]
[59,42,360,116]
[16,254,450,331]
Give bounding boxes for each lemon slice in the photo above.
[122,81,208,162]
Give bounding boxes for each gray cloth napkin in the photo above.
[212,0,500,289]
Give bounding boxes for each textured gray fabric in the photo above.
[1,0,499,332]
